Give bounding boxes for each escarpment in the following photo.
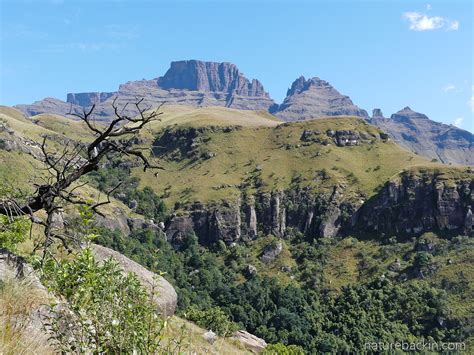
[165,170,473,245]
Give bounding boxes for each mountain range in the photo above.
[15,59,473,165]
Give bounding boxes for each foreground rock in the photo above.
[91,244,178,317]
[232,330,267,352]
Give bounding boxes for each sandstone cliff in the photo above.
[165,170,473,245]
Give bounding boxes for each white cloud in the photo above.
[453,117,464,127]
[426,4,432,11]
[443,84,456,92]
[448,20,459,31]
[403,12,459,31]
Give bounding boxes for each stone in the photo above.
[372,108,384,118]
[261,241,283,263]
[273,76,368,121]
[16,60,276,119]
[334,130,360,146]
[203,330,217,344]
[246,264,258,276]
[368,107,474,165]
[232,330,267,352]
[91,244,178,317]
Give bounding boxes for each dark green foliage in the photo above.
[88,165,166,221]
[185,306,238,336]
[96,227,464,352]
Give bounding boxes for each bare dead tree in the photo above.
[0,98,163,257]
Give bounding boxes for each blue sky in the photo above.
[1,0,472,131]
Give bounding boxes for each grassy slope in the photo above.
[135,113,445,207]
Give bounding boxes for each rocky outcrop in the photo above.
[369,107,474,165]
[165,170,473,245]
[16,60,276,120]
[232,330,267,352]
[67,92,114,107]
[356,171,473,236]
[165,188,351,245]
[272,76,368,121]
[91,244,178,317]
[158,60,268,97]
[372,108,384,118]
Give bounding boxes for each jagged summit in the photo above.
[372,108,384,118]
[391,106,430,120]
[368,106,474,165]
[272,75,369,121]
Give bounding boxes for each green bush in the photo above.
[40,247,175,354]
[185,305,238,336]
[262,343,305,354]
[0,215,30,251]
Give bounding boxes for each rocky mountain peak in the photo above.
[274,76,368,121]
[157,60,269,97]
[392,107,429,121]
[372,108,384,118]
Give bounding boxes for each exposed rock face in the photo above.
[261,241,283,263]
[372,108,384,118]
[165,188,351,245]
[91,244,178,317]
[273,76,368,121]
[16,60,276,119]
[232,330,267,352]
[334,130,360,146]
[369,107,474,165]
[67,92,114,106]
[158,60,268,97]
[165,171,473,244]
[356,171,473,236]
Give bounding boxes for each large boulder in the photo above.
[232,330,267,352]
[91,244,178,317]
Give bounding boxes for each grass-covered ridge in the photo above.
[136,113,444,207]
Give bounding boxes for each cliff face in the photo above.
[157,60,268,97]
[165,171,473,245]
[369,107,474,165]
[273,76,368,121]
[356,171,473,235]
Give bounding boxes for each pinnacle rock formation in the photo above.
[272,76,368,121]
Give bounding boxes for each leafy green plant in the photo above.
[262,343,305,355]
[40,247,175,354]
[0,216,30,251]
[185,306,238,336]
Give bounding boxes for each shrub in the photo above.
[40,247,174,354]
[185,305,238,336]
[262,342,305,354]
[0,216,30,251]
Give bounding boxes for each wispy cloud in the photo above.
[426,4,432,11]
[403,11,459,31]
[448,20,459,31]
[443,84,456,92]
[453,117,464,127]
